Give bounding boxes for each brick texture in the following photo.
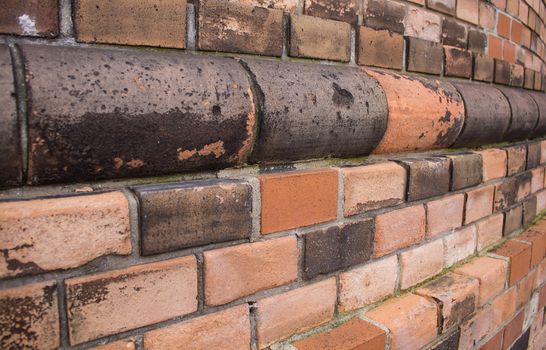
[305,0,359,23]
[444,46,473,78]
[443,225,477,267]
[474,54,495,82]
[516,228,546,266]
[477,149,507,181]
[1,0,59,37]
[495,240,532,286]
[427,194,464,237]
[407,37,443,74]
[476,213,504,250]
[358,26,404,69]
[457,0,479,24]
[442,17,467,48]
[465,186,494,224]
[398,157,451,201]
[399,239,444,289]
[363,0,407,34]
[455,256,508,305]
[448,153,483,190]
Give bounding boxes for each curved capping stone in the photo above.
[528,91,546,138]
[367,70,465,154]
[451,83,511,148]
[21,44,254,185]
[244,59,388,163]
[497,87,539,142]
[0,45,21,187]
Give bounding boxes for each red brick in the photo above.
[204,237,298,306]
[479,1,497,30]
[455,256,508,305]
[74,0,186,48]
[479,331,503,350]
[293,317,387,350]
[358,26,404,69]
[457,0,480,24]
[366,293,438,350]
[518,2,528,23]
[400,239,444,289]
[495,240,532,286]
[374,204,426,257]
[491,0,506,9]
[0,0,59,37]
[444,46,473,78]
[476,214,504,250]
[255,278,336,348]
[488,35,503,59]
[503,41,516,63]
[460,305,496,348]
[516,269,536,307]
[0,192,131,279]
[506,0,518,15]
[466,186,494,224]
[516,228,546,266]
[0,281,59,349]
[342,162,406,216]
[259,169,338,234]
[537,257,546,288]
[491,288,517,328]
[426,194,464,237]
[416,273,479,331]
[503,311,524,349]
[290,14,351,61]
[65,256,197,345]
[91,339,135,350]
[511,20,523,43]
[444,225,477,267]
[144,305,250,350]
[498,13,511,38]
[363,0,407,34]
[537,189,546,212]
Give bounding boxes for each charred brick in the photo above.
[444,46,472,78]
[397,157,451,201]
[363,0,407,34]
[447,153,483,190]
[407,37,443,75]
[523,195,537,227]
[305,0,359,24]
[473,54,494,82]
[527,142,541,169]
[442,17,467,48]
[468,29,487,53]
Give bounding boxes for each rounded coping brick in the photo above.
[498,86,539,141]
[243,58,388,163]
[21,44,255,185]
[527,91,546,137]
[451,83,511,147]
[366,69,465,154]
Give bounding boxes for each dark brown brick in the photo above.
[523,195,537,227]
[444,46,472,78]
[290,14,351,62]
[499,87,539,141]
[357,26,404,69]
[510,64,525,87]
[22,45,254,185]
[495,60,511,85]
[447,153,483,190]
[198,0,283,56]
[430,330,460,350]
[504,205,523,235]
[494,177,517,211]
[452,83,510,147]
[511,328,530,350]
[243,59,388,163]
[529,91,546,137]
[407,37,443,75]
[442,17,467,48]
[303,219,374,280]
[134,180,252,255]
[428,0,456,15]
[0,45,21,187]
[305,0,359,24]
[527,142,541,170]
[363,0,407,34]
[473,54,494,82]
[397,157,451,201]
[505,145,527,176]
[468,29,487,53]
[0,0,59,37]
[524,69,535,89]
[515,171,532,201]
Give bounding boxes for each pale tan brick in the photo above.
[426,194,464,237]
[454,256,508,305]
[476,149,507,181]
[404,7,442,42]
[532,167,545,193]
[91,339,135,350]
[476,213,504,250]
[465,186,494,224]
[444,225,477,267]
[537,189,546,212]
[399,239,444,289]
[459,304,496,348]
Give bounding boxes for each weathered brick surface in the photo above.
[75,0,186,48]
[407,37,443,74]
[368,71,464,154]
[448,153,483,190]
[504,205,523,235]
[444,225,477,267]
[488,35,503,59]
[499,88,539,141]
[204,237,298,305]
[468,29,487,53]
[134,180,252,255]
[494,177,518,211]
[65,256,198,345]
[527,142,542,170]
[444,46,473,78]
[404,8,442,42]
[366,293,438,350]
[495,60,511,85]
[256,278,336,348]
[198,0,283,56]
[530,92,546,137]
[525,69,535,89]
[516,172,532,201]
[363,0,407,34]
[510,64,525,87]
[0,192,131,279]
[476,214,504,250]
[303,220,374,279]
[0,281,59,349]
[22,45,254,184]
[358,26,404,69]
[457,0,479,24]
[465,186,494,224]
[473,54,495,82]
[479,1,496,30]
[503,311,524,349]
[343,162,406,216]
[91,339,135,350]
[397,157,451,201]
[512,328,530,349]
[531,167,545,193]
[374,204,426,257]
[144,305,250,350]
[426,194,464,237]
[476,149,507,181]
[442,17,467,48]
[246,60,388,163]
[516,228,546,266]
[305,0,359,24]
[495,240,532,286]
[338,256,398,312]
[399,239,444,289]
[431,330,461,350]
[428,0,456,15]
[459,305,496,348]
[516,269,536,306]
[455,256,508,305]
[290,15,351,61]
[0,0,59,37]
[503,43,516,64]
[523,196,537,226]
[259,169,338,234]
[416,273,479,331]
[490,288,517,329]
[506,145,527,176]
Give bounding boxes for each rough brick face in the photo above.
[503,311,524,348]
[407,37,443,74]
[0,281,59,349]
[457,0,479,24]
[494,177,518,211]
[256,278,336,348]
[479,1,496,30]
[144,305,250,350]
[305,0,359,24]
[0,0,59,37]
[363,0,407,34]
[426,194,464,237]
[259,169,338,234]
[343,162,406,216]
[468,29,487,53]
[358,26,404,69]
[204,236,298,306]
[504,205,523,235]
[495,59,511,85]
[65,256,198,345]
[399,239,444,289]
[523,196,537,226]
[398,157,451,201]
[75,0,186,48]
[474,54,495,82]
[290,14,351,61]
[477,149,507,181]
[374,204,426,257]
[516,228,546,266]
[448,153,483,190]
[366,293,438,350]
[491,288,517,328]
[134,180,252,255]
[428,0,456,15]
[92,339,135,350]
[494,240,532,286]
[527,142,542,170]
[459,305,496,348]
[444,225,477,267]
[442,17,467,48]
[465,186,494,224]
[444,46,473,78]
[476,213,504,250]
[404,8,442,42]
[0,192,131,279]
[455,256,508,305]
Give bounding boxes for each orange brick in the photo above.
[511,20,523,43]
[342,162,406,216]
[444,225,477,267]
[503,41,516,63]
[0,281,59,349]
[457,0,480,24]
[65,256,197,345]
[503,310,524,349]
[491,0,506,9]
[0,192,131,279]
[255,278,336,348]
[516,269,536,307]
[516,228,546,266]
[476,214,504,250]
[495,240,532,286]
[144,305,250,350]
[366,293,438,350]
[498,13,511,38]
[491,288,517,327]
[91,339,135,350]
[479,330,503,350]
[460,304,496,348]
[259,169,338,234]
[204,237,298,306]
[466,186,494,224]
[426,194,464,237]
[292,317,387,350]
[399,239,444,289]
[476,149,507,181]
[455,256,508,305]
[488,35,503,59]
[374,204,426,257]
